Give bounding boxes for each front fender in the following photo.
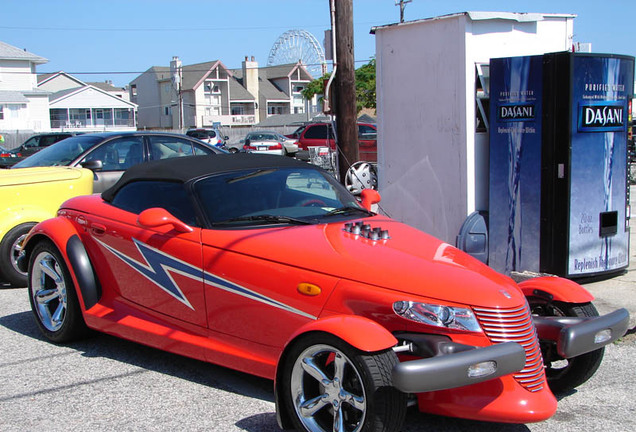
[21,217,101,310]
[0,205,52,243]
[519,276,594,304]
[285,315,397,353]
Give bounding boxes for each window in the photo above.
[358,124,377,140]
[0,105,3,120]
[131,84,137,97]
[164,106,171,116]
[149,136,193,160]
[268,105,284,115]
[22,136,39,148]
[292,85,304,94]
[193,144,216,155]
[81,137,144,171]
[204,82,221,93]
[304,124,330,139]
[111,180,197,226]
[194,167,356,226]
[231,106,244,115]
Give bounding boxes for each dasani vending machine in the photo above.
[489,52,634,278]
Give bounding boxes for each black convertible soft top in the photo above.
[101,153,314,202]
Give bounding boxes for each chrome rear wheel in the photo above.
[27,240,89,343]
[30,250,67,332]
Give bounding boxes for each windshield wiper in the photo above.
[323,206,373,217]
[214,214,313,226]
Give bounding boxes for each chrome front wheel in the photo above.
[291,344,367,431]
[283,334,406,432]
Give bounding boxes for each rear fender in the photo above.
[519,276,594,304]
[21,217,101,311]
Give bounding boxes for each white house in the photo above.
[38,72,137,131]
[0,41,51,131]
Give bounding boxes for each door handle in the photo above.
[91,223,107,236]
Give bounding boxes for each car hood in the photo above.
[205,215,524,308]
[0,166,90,187]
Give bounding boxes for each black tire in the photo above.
[281,333,407,432]
[0,222,36,287]
[529,299,605,394]
[27,240,89,343]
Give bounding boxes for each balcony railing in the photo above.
[51,118,136,130]
[201,114,256,126]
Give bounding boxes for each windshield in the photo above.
[194,166,368,227]
[12,135,102,167]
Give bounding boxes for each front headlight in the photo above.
[393,301,482,332]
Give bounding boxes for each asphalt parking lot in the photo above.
[1,223,635,432]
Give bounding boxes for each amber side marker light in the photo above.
[297,283,321,296]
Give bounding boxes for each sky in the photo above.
[2,0,635,87]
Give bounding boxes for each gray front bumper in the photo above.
[392,341,526,393]
[533,308,630,358]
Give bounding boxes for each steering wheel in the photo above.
[300,199,327,207]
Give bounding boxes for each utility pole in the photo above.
[395,0,412,23]
[333,0,358,183]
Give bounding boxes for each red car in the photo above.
[286,122,378,162]
[19,154,628,431]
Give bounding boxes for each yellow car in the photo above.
[0,166,93,287]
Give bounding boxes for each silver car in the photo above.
[242,131,298,156]
[12,132,226,193]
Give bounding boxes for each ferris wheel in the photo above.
[268,29,326,78]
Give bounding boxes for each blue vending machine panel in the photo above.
[567,55,633,275]
[488,55,544,275]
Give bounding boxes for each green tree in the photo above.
[354,59,376,112]
[302,59,376,113]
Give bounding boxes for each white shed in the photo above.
[373,12,575,244]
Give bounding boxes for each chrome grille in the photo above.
[473,304,545,392]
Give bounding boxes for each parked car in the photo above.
[0,144,22,168]
[18,153,629,431]
[12,132,226,193]
[286,122,378,162]
[0,166,93,286]
[185,128,228,148]
[17,132,77,160]
[242,131,298,156]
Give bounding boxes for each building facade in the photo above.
[0,41,51,131]
[130,56,315,130]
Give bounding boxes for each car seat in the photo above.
[124,143,143,168]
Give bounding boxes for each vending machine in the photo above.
[489,52,634,278]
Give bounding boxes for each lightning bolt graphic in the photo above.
[95,237,316,320]
[96,237,197,310]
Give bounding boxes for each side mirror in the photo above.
[80,160,103,170]
[137,207,193,233]
[360,189,381,211]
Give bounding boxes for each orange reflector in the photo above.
[297,283,321,296]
